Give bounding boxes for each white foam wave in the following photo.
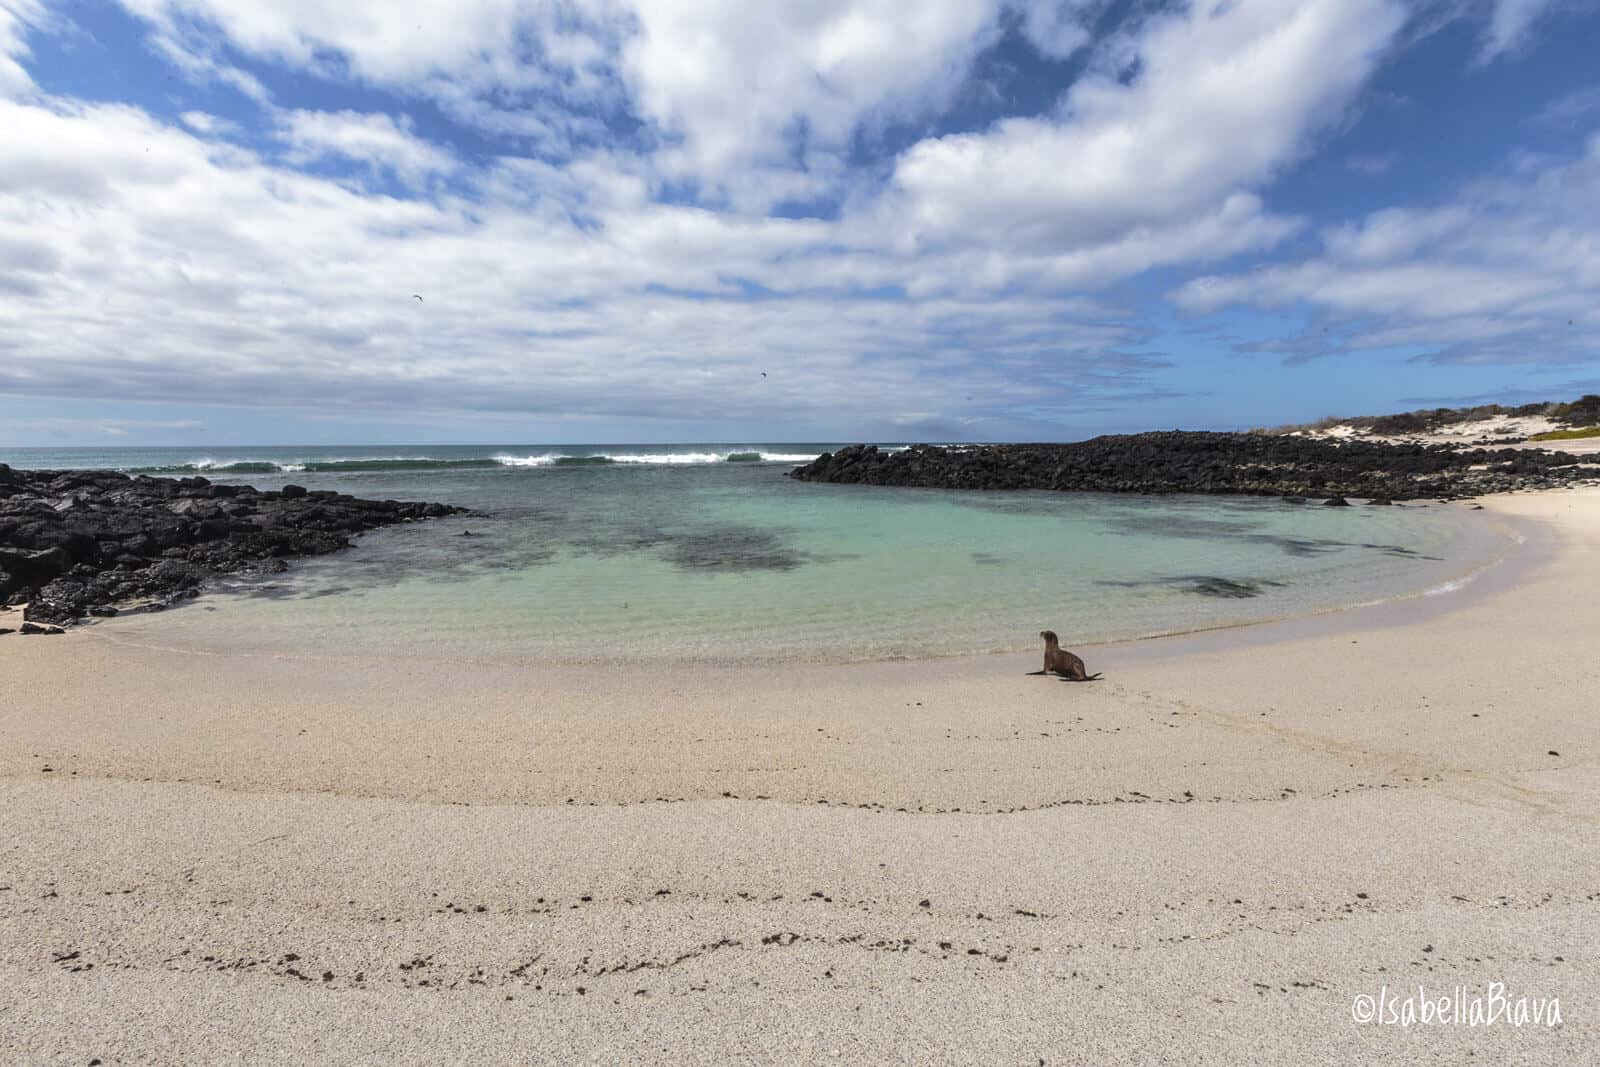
[1422,575,1476,597]
[185,457,304,472]
[172,450,829,472]
[612,452,725,464]
[495,451,773,466]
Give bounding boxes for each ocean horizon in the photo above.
[0,442,867,475]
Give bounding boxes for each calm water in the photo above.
[1,444,1511,663]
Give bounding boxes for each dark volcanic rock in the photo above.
[789,433,1599,502]
[0,464,465,625]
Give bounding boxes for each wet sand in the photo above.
[2,488,1597,1063]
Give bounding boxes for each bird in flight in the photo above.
[413,294,424,302]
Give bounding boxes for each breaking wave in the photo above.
[123,450,827,475]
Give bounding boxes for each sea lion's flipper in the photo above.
[1024,669,1048,675]
[1084,672,1103,681]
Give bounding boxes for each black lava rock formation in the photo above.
[789,432,1598,501]
[0,464,464,626]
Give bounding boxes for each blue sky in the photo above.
[0,0,1597,446]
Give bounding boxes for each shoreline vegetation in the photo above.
[1529,426,1600,442]
[1255,394,1600,439]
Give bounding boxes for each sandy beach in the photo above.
[2,488,1596,1064]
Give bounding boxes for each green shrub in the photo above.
[1528,426,1600,441]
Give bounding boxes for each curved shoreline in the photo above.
[64,495,1530,671]
[1077,493,1549,663]
[2,489,1596,1064]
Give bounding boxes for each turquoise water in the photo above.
[0,444,1510,663]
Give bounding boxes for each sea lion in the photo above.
[1027,630,1101,681]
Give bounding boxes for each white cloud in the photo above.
[0,0,44,98]
[110,0,1410,231]
[119,0,558,83]
[1481,0,1557,59]
[96,418,205,435]
[143,22,272,104]
[615,0,1008,206]
[888,0,1404,242]
[118,0,630,151]
[1530,85,1600,127]
[280,109,457,185]
[0,96,1153,428]
[1175,133,1600,363]
[9,0,1581,434]
[859,0,1404,295]
[112,0,1100,207]
[1012,0,1103,60]
[179,109,236,136]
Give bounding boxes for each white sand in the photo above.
[2,488,1597,1063]
[1294,412,1600,453]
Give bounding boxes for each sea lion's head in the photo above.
[1040,629,1058,642]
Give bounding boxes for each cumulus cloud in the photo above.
[884,0,1405,247]
[0,95,1150,427]
[0,0,1585,435]
[178,109,235,136]
[279,109,457,186]
[110,0,1095,207]
[117,0,631,153]
[120,0,547,82]
[120,2,1045,208]
[1175,133,1600,364]
[7,1,1420,429]
[1012,0,1104,59]
[0,0,43,98]
[614,0,1007,207]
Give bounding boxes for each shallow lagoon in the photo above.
[10,447,1509,664]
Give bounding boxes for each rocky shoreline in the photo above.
[788,432,1600,500]
[0,465,464,627]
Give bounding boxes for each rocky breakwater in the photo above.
[0,464,465,627]
[788,432,1600,501]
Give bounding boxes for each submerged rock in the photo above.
[0,464,465,625]
[1183,576,1278,599]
